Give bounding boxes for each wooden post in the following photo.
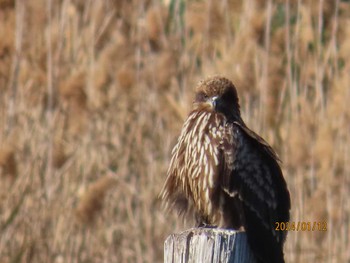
[164,228,256,263]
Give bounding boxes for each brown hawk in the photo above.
[160,76,291,263]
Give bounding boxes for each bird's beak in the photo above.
[210,96,218,109]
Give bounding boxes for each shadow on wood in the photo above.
[164,228,256,263]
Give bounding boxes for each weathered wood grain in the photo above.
[164,228,256,263]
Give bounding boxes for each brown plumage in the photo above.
[160,76,291,263]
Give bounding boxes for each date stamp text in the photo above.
[275,221,327,231]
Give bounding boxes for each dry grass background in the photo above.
[0,0,349,262]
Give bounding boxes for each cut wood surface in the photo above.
[164,228,256,263]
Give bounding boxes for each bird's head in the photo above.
[194,76,241,122]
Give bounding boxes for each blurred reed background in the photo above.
[0,0,349,262]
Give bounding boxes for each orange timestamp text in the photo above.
[275,221,327,231]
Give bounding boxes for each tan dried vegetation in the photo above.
[0,0,349,262]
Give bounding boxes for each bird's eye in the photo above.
[196,92,208,102]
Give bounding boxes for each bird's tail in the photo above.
[244,206,286,263]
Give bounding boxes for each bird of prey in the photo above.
[160,76,291,263]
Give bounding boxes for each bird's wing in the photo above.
[221,122,290,263]
[234,121,282,162]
